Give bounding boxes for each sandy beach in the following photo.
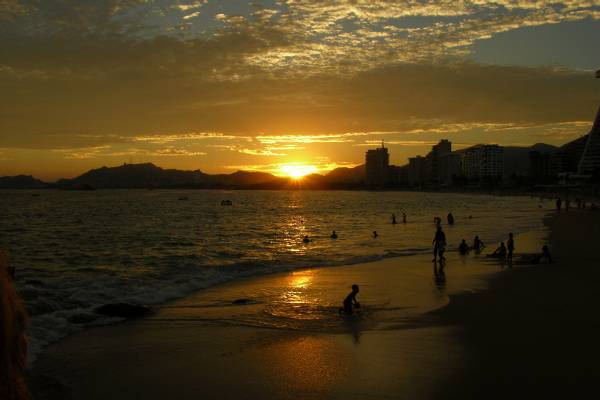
[28,210,599,399]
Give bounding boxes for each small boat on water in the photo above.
[221,200,233,206]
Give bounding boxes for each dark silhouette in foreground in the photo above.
[391,214,397,224]
[330,231,338,239]
[340,284,360,314]
[432,226,446,262]
[447,212,454,225]
[0,256,30,400]
[372,231,378,238]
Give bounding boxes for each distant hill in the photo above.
[0,175,48,189]
[48,162,367,190]
[54,163,292,189]
[56,163,207,189]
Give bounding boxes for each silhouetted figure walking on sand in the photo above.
[432,226,446,262]
[402,213,407,223]
[372,231,378,238]
[507,233,515,264]
[392,214,397,224]
[556,198,562,211]
[458,239,470,255]
[330,231,338,239]
[472,235,484,253]
[340,284,360,314]
[489,242,507,263]
[447,212,454,225]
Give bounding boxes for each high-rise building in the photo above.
[365,142,390,187]
[430,139,453,186]
[461,144,504,183]
[407,156,427,187]
[578,106,600,174]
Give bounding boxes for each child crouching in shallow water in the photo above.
[0,255,30,400]
[340,284,360,314]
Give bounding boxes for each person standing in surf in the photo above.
[432,226,447,262]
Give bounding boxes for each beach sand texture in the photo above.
[30,211,600,399]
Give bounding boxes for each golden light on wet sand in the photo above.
[278,164,318,179]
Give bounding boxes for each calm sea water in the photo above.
[0,189,547,357]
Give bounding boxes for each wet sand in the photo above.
[428,210,600,399]
[29,212,598,399]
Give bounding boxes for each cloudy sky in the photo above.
[1,0,600,180]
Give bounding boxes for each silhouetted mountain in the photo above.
[210,170,288,188]
[325,165,366,183]
[50,162,368,190]
[56,163,208,189]
[0,175,48,189]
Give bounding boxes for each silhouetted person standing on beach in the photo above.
[340,284,360,314]
[372,231,378,238]
[447,212,454,225]
[507,233,515,264]
[392,214,397,224]
[556,198,562,211]
[432,226,446,262]
[402,213,407,223]
[472,235,484,253]
[458,239,470,255]
[330,231,338,239]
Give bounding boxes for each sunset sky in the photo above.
[1,0,600,181]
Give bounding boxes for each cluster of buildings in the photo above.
[529,107,600,185]
[365,140,503,189]
[365,105,600,189]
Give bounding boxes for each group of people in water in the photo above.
[338,210,555,315]
[555,197,597,211]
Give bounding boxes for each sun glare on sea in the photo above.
[279,164,318,180]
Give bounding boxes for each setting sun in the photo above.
[279,164,318,179]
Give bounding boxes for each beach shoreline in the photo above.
[27,209,580,399]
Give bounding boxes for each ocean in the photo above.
[0,189,548,358]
